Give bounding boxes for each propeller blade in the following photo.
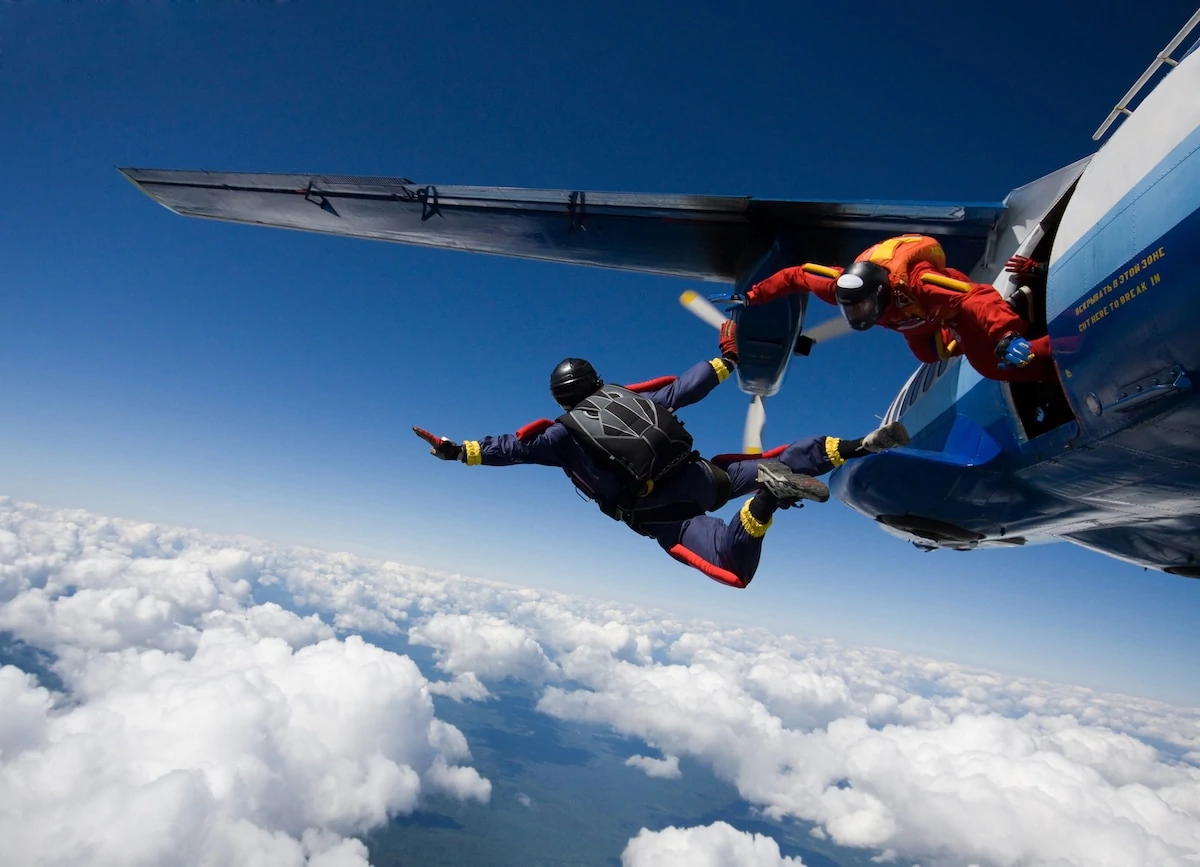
[679,290,730,330]
[802,315,854,343]
[743,395,766,454]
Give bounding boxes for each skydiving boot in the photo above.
[835,421,910,461]
[755,460,830,508]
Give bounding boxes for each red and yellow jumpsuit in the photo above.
[745,235,1054,382]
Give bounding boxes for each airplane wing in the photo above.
[120,168,1005,283]
[1065,517,1200,578]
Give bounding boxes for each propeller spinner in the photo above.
[679,290,852,453]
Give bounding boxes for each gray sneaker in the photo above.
[755,460,830,506]
[861,421,910,453]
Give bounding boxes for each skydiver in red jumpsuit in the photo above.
[721,235,1054,382]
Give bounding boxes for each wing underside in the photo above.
[120,168,1006,282]
[1065,517,1200,577]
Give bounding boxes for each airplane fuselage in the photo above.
[830,36,1200,576]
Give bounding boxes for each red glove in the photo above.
[719,319,738,362]
[1005,255,1047,277]
[413,426,464,461]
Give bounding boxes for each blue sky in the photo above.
[3,0,1199,705]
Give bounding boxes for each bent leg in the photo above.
[725,435,837,496]
[658,503,771,588]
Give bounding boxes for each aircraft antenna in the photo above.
[1093,7,1200,141]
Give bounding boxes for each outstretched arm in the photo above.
[642,321,739,410]
[744,264,841,306]
[413,423,572,467]
[640,357,732,410]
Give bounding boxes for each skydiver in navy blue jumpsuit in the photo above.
[415,324,909,588]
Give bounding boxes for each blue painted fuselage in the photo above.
[830,90,1200,575]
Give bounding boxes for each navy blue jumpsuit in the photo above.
[461,359,838,587]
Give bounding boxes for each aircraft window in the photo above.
[936,358,949,378]
[893,360,943,419]
[920,364,936,393]
[901,370,925,412]
[884,392,902,424]
[890,381,910,420]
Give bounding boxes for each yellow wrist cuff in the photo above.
[739,498,772,538]
[824,436,845,468]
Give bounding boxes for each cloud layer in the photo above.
[2,497,1198,867]
[537,632,1200,866]
[0,500,488,866]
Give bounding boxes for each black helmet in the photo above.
[834,261,892,331]
[550,358,602,410]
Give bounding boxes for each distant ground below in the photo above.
[364,635,878,867]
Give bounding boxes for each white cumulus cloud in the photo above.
[409,611,558,682]
[622,822,807,867]
[625,753,681,779]
[428,671,492,702]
